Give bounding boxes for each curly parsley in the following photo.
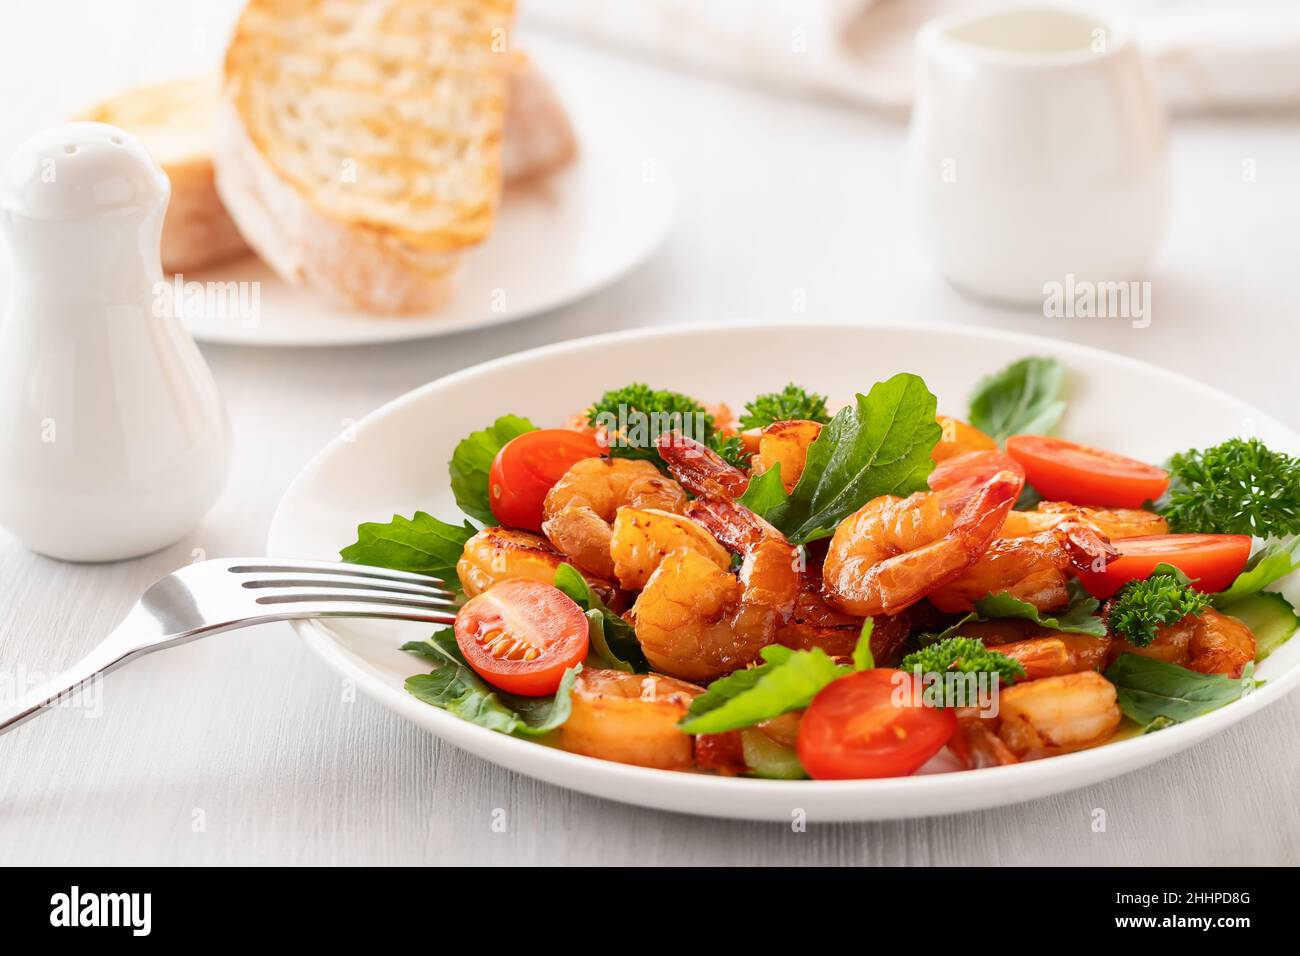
[1107,569,1212,647]
[587,384,713,461]
[739,383,831,431]
[899,637,1026,706]
[1162,437,1300,537]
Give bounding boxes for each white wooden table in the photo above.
[2,4,1298,866]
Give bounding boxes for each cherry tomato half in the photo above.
[797,669,957,780]
[454,579,590,696]
[1075,533,1253,599]
[1005,435,1169,508]
[928,450,1026,511]
[488,429,603,532]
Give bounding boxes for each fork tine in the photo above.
[253,589,459,612]
[238,572,452,600]
[225,558,451,589]
[281,601,457,626]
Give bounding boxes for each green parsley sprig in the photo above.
[1162,437,1300,537]
[739,383,831,431]
[1106,566,1212,647]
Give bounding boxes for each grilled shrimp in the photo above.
[457,527,615,599]
[1003,503,1168,540]
[932,416,997,462]
[634,495,799,682]
[822,471,1021,617]
[558,668,701,770]
[1107,607,1255,677]
[989,634,1112,680]
[928,518,1117,612]
[608,506,730,590]
[752,420,821,492]
[996,671,1121,758]
[541,457,687,580]
[949,715,1018,769]
[655,431,749,499]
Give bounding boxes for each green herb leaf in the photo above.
[921,588,1106,645]
[587,383,713,463]
[852,618,875,671]
[448,415,536,525]
[736,462,788,514]
[1212,536,1300,606]
[1104,654,1259,725]
[708,432,750,470]
[340,511,475,586]
[750,373,941,543]
[1162,438,1300,537]
[553,563,649,673]
[967,356,1067,443]
[1107,566,1212,647]
[899,637,1025,707]
[401,629,579,737]
[739,383,831,431]
[679,645,846,735]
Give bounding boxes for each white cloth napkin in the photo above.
[523,0,1300,114]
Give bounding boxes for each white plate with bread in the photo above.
[78,0,673,347]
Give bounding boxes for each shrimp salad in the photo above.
[341,357,1300,780]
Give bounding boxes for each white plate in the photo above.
[267,321,1300,821]
[182,97,674,347]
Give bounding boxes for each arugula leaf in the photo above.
[401,629,578,737]
[922,588,1106,645]
[746,373,941,543]
[553,563,649,673]
[447,415,536,525]
[852,618,875,671]
[968,356,1067,443]
[973,590,1107,636]
[1212,537,1300,606]
[1104,653,1259,725]
[679,645,846,735]
[341,512,475,585]
[736,463,788,513]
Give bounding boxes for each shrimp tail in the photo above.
[951,470,1022,545]
[656,431,750,499]
[687,494,789,553]
[1055,519,1119,574]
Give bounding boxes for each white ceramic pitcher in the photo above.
[907,5,1167,304]
[0,123,231,561]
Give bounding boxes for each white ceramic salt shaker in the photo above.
[0,123,231,562]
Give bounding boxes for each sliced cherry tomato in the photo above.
[489,429,603,532]
[797,669,957,780]
[1075,533,1252,599]
[454,579,589,696]
[1005,435,1169,508]
[927,450,1026,511]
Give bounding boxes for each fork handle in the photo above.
[0,613,160,738]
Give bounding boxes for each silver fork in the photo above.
[0,558,457,737]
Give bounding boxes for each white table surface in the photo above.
[2,3,1298,866]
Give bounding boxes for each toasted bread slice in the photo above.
[216,0,516,313]
[80,57,574,277]
[79,75,249,274]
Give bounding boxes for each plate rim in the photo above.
[268,318,1300,818]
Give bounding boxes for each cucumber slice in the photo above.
[740,728,808,780]
[1220,591,1300,662]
